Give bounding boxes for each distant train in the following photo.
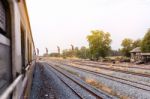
[0,0,36,98]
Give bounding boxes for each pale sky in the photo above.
[26,0,150,55]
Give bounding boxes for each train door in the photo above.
[0,0,12,95]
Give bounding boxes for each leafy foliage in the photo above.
[141,29,150,52]
[62,49,75,58]
[87,30,112,59]
[121,38,133,57]
[49,53,60,57]
[132,39,141,48]
[109,49,122,56]
[121,38,142,57]
[61,46,90,59]
[76,46,90,59]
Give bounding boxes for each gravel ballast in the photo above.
[43,62,116,99]
[49,61,150,99]
[30,63,81,99]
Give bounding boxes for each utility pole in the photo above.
[57,46,60,54]
[45,48,48,56]
[36,48,39,56]
[71,44,74,51]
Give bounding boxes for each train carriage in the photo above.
[0,0,36,98]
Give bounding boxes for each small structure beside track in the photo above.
[130,47,150,63]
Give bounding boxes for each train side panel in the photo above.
[0,0,12,95]
[0,0,36,98]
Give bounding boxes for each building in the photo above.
[130,47,150,63]
[140,53,150,63]
[130,47,141,62]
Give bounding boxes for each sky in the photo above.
[26,0,150,55]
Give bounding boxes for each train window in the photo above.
[0,1,6,33]
[0,0,11,38]
[0,0,11,94]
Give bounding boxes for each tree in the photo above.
[87,30,112,60]
[141,29,150,52]
[49,53,60,57]
[62,49,74,58]
[110,49,122,56]
[76,46,90,59]
[132,39,141,48]
[61,46,90,59]
[121,38,133,57]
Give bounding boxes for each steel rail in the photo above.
[73,62,150,77]
[73,60,150,70]
[52,62,150,92]
[46,63,116,99]
[46,64,106,99]
[44,65,83,99]
[49,61,150,87]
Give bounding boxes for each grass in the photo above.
[83,78,131,99]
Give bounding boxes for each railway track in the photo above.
[72,60,150,70]
[49,61,150,92]
[71,62,150,77]
[44,62,117,99]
